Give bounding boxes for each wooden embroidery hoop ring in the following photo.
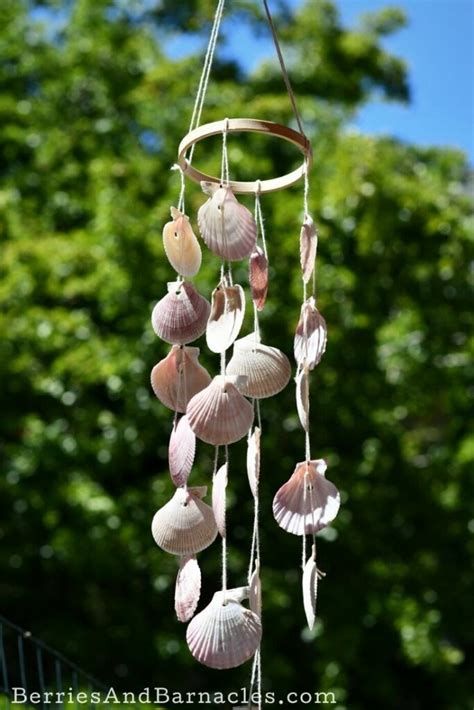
[177,118,312,195]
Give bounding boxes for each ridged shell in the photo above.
[198,183,257,261]
[206,283,245,353]
[163,207,202,277]
[212,464,228,538]
[175,555,201,623]
[186,592,262,669]
[187,375,254,446]
[272,459,340,536]
[151,345,211,413]
[246,427,261,498]
[151,281,211,345]
[169,415,196,487]
[227,333,292,399]
[151,486,218,555]
[249,247,268,311]
[300,215,317,284]
[295,366,310,432]
[294,297,327,369]
[302,546,323,631]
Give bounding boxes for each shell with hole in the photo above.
[175,555,201,623]
[151,345,211,414]
[294,297,327,369]
[272,459,340,536]
[198,183,257,261]
[168,415,196,487]
[249,247,268,311]
[186,375,254,446]
[163,207,202,277]
[206,283,245,353]
[186,590,262,669]
[151,281,211,345]
[226,333,291,399]
[151,486,218,555]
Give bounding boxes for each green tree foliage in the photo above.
[1,1,473,708]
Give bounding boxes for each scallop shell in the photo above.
[226,333,291,399]
[295,366,310,432]
[151,345,211,413]
[212,463,228,538]
[294,297,327,369]
[206,283,245,353]
[272,459,340,536]
[249,247,268,311]
[198,183,257,261]
[246,427,261,498]
[249,563,262,618]
[163,207,202,277]
[151,486,218,555]
[175,555,201,623]
[169,415,196,487]
[186,591,262,669]
[300,215,317,284]
[186,375,254,446]
[152,281,211,345]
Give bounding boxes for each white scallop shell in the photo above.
[294,297,327,369]
[151,345,211,413]
[168,415,196,487]
[151,281,211,345]
[295,366,310,432]
[249,247,268,311]
[302,550,318,630]
[272,459,340,536]
[186,591,262,669]
[212,463,228,538]
[206,283,245,353]
[226,333,291,399]
[163,207,202,277]
[198,183,257,261]
[246,427,261,498]
[186,375,254,446]
[151,486,218,555]
[300,215,317,284]
[175,555,201,623]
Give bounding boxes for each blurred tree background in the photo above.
[0,0,473,708]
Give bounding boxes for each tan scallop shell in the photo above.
[294,297,327,369]
[249,247,268,311]
[175,555,201,623]
[186,591,262,669]
[151,486,218,555]
[186,375,254,446]
[151,281,211,345]
[272,459,340,536]
[151,345,211,413]
[197,183,257,261]
[206,283,245,353]
[226,333,292,399]
[163,207,202,277]
[168,415,196,487]
[300,215,317,284]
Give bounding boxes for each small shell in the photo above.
[151,345,211,413]
[249,563,262,618]
[206,283,245,353]
[294,297,327,369]
[169,415,196,487]
[151,486,218,555]
[295,366,310,432]
[187,375,254,446]
[186,591,262,669]
[163,207,202,277]
[249,247,268,311]
[198,183,257,261]
[272,459,340,536]
[300,215,317,284]
[175,555,201,623]
[226,333,291,399]
[246,427,261,498]
[212,464,228,538]
[302,550,318,630]
[152,281,211,345]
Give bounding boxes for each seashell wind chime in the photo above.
[149,0,340,697]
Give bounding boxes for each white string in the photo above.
[221,118,230,185]
[303,155,310,219]
[171,164,186,213]
[222,443,229,598]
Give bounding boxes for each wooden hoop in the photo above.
[177,118,312,195]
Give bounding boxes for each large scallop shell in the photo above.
[206,283,245,353]
[151,345,211,413]
[151,281,211,345]
[186,375,254,446]
[294,297,327,369]
[151,486,218,555]
[226,333,291,399]
[169,415,196,487]
[186,591,262,669]
[198,183,257,261]
[272,459,340,536]
[175,555,201,623]
[249,247,268,311]
[300,215,317,284]
[163,207,202,277]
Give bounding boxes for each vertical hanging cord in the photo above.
[222,444,229,598]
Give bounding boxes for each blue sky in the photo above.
[167,0,474,162]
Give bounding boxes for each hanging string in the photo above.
[171,164,186,213]
[221,118,230,186]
